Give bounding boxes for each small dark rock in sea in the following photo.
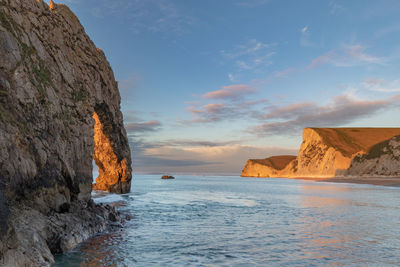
[161,175,175,179]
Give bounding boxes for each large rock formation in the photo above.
[241,128,400,178]
[345,135,400,177]
[241,155,296,177]
[0,0,132,265]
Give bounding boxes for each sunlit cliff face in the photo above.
[92,112,130,193]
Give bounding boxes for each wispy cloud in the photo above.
[125,120,162,133]
[252,67,297,85]
[300,25,314,47]
[118,72,142,104]
[329,1,345,15]
[221,39,276,71]
[186,103,237,123]
[184,83,267,124]
[310,45,386,68]
[82,0,194,35]
[203,84,255,100]
[375,23,400,38]
[363,78,400,93]
[132,138,297,174]
[235,0,270,8]
[249,94,400,136]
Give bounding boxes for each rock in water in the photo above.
[161,175,175,179]
[0,0,132,265]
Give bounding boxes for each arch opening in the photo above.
[92,111,131,193]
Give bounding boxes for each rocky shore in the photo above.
[0,0,132,265]
[1,199,127,266]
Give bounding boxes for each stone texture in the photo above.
[93,112,131,193]
[345,135,400,177]
[241,128,400,178]
[0,0,132,265]
[241,156,296,177]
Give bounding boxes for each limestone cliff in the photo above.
[0,0,132,265]
[241,128,400,178]
[345,135,400,177]
[241,156,296,177]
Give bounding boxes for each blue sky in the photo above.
[49,0,400,174]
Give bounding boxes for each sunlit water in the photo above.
[55,175,400,266]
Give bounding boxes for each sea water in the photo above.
[55,175,400,266]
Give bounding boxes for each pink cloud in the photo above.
[363,78,400,93]
[309,51,335,68]
[309,45,386,69]
[203,84,255,100]
[249,94,400,136]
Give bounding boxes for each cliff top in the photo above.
[306,128,400,157]
[250,155,296,170]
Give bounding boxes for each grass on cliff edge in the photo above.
[251,155,297,170]
[310,128,400,157]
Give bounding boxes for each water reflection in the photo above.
[79,232,124,267]
[55,175,400,266]
[297,183,370,264]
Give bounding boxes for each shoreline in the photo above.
[295,177,400,187]
[242,175,400,187]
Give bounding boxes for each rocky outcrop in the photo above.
[161,175,175,179]
[0,0,131,265]
[345,135,400,177]
[241,128,400,178]
[241,156,296,177]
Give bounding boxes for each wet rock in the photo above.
[161,175,175,179]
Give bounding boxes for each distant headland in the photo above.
[241,128,400,184]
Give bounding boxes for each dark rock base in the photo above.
[0,200,124,266]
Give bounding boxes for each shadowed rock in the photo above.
[0,0,131,265]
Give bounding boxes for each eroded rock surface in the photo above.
[345,135,400,177]
[241,156,296,177]
[0,0,131,265]
[241,128,400,178]
[93,112,131,193]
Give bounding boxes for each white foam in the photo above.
[143,191,258,207]
[92,193,124,204]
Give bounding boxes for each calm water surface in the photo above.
[55,175,400,266]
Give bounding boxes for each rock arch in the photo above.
[92,104,132,193]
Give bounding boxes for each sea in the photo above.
[54,174,400,266]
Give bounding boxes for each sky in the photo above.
[47,0,400,175]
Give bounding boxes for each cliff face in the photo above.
[0,0,131,265]
[241,156,296,177]
[241,128,400,178]
[345,135,400,177]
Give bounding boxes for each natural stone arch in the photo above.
[92,104,132,193]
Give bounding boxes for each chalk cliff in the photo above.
[241,155,296,177]
[0,0,131,265]
[345,135,400,177]
[241,128,400,178]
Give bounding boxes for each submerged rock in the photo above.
[0,0,132,265]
